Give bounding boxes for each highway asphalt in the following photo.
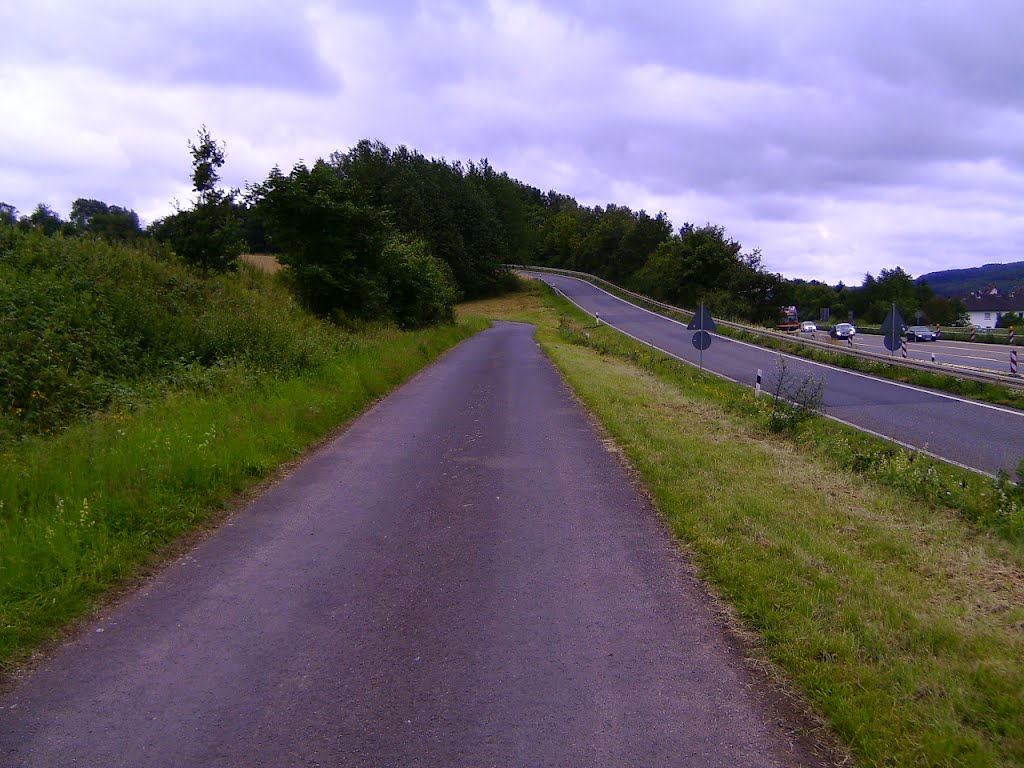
[529,272,1024,477]
[813,330,1018,373]
[0,323,825,767]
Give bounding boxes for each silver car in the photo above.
[829,322,857,339]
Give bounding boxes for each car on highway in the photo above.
[829,322,857,340]
[905,325,940,341]
[800,321,817,333]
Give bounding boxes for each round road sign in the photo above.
[692,330,712,351]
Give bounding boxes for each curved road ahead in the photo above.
[529,272,1024,477]
[1,323,822,768]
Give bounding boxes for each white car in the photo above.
[800,321,817,333]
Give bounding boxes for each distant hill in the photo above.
[917,261,1024,297]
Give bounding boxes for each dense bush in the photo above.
[380,237,458,328]
[0,226,338,440]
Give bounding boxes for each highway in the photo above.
[528,272,1024,477]
[831,331,1018,374]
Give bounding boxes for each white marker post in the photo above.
[755,369,762,397]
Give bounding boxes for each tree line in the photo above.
[2,128,966,328]
[786,268,968,327]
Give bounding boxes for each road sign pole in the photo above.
[881,303,906,355]
[699,303,704,373]
[688,303,716,370]
[893,303,898,356]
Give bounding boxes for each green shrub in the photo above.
[381,237,458,328]
[0,227,338,441]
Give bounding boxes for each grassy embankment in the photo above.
[532,269,1024,411]
[460,282,1024,768]
[0,233,485,670]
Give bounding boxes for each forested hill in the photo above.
[918,261,1024,297]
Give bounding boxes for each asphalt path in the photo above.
[0,323,820,768]
[528,272,1024,477]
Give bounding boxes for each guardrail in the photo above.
[515,265,1024,391]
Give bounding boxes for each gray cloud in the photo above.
[0,1,337,92]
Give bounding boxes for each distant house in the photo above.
[962,284,1024,328]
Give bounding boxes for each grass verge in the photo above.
[0,318,486,671]
[461,283,1024,768]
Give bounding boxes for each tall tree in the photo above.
[24,204,65,236]
[253,160,457,326]
[70,198,142,241]
[152,126,243,272]
[0,202,18,227]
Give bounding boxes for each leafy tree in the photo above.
[152,126,243,272]
[788,279,840,322]
[0,202,17,227]
[632,223,780,321]
[536,208,587,268]
[70,198,142,241]
[255,160,392,318]
[331,140,512,298]
[69,198,108,230]
[850,266,932,322]
[468,160,546,265]
[236,200,275,253]
[24,204,65,236]
[616,210,672,282]
[997,311,1024,329]
[921,296,963,326]
[380,237,458,327]
[254,159,457,326]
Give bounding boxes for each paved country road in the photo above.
[529,272,1024,477]
[0,323,827,768]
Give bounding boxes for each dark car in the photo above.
[905,325,940,342]
[829,322,857,339]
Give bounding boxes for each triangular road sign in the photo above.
[687,305,717,332]
[880,305,906,333]
[880,304,905,353]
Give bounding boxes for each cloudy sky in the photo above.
[2,0,1022,284]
